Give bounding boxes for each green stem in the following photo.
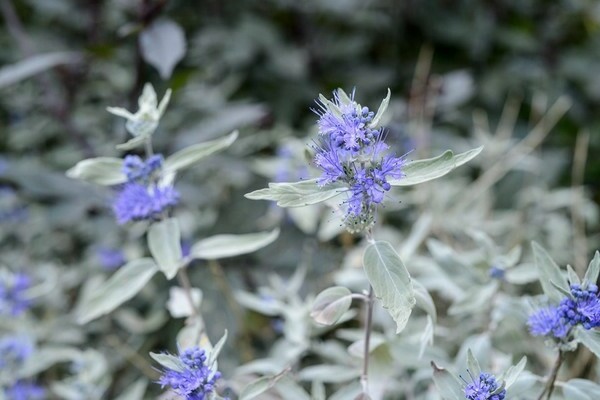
[537,351,563,400]
[360,285,375,394]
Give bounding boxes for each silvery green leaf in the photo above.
[298,365,360,383]
[234,291,283,316]
[0,51,81,88]
[274,376,312,400]
[114,378,147,400]
[239,368,291,400]
[449,282,498,315]
[166,286,202,318]
[190,228,279,260]
[148,218,183,279]
[562,379,600,400]
[363,241,416,333]
[208,330,228,367]
[413,279,437,323]
[139,18,186,80]
[163,130,238,174]
[466,349,481,377]
[76,258,158,324]
[583,251,600,286]
[114,307,168,334]
[329,382,362,400]
[115,135,148,151]
[177,316,204,349]
[431,362,463,400]
[245,179,347,207]
[65,157,126,186]
[532,242,570,302]
[419,315,434,359]
[310,286,352,326]
[18,346,81,378]
[574,327,600,357]
[312,381,326,400]
[501,356,527,389]
[149,352,185,372]
[369,88,391,128]
[389,146,483,186]
[505,263,539,284]
[567,265,581,286]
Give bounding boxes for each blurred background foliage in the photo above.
[1,0,600,398]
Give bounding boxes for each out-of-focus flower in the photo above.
[4,381,45,400]
[0,272,32,316]
[112,183,179,224]
[527,306,570,339]
[0,335,33,368]
[95,247,126,270]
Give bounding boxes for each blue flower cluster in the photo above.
[0,336,45,399]
[313,90,406,233]
[0,272,32,316]
[158,346,221,400]
[95,247,125,270]
[464,372,506,400]
[528,284,600,339]
[113,154,179,224]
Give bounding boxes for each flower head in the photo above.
[123,154,164,183]
[95,247,125,270]
[558,284,600,330]
[312,89,407,233]
[112,183,179,224]
[4,381,45,400]
[464,372,506,400]
[0,336,33,369]
[158,346,221,400]
[0,272,32,316]
[527,306,570,338]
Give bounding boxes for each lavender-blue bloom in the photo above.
[0,272,32,316]
[158,346,221,400]
[0,336,33,368]
[464,372,506,400]
[312,89,407,233]
[527,306,570,338]
[95,247,125,270]
[4,382,45,400]
[113,183,179,224]
[559,284,600,330]
[123,154,163,183]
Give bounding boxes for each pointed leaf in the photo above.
[0,51,81,88]
[583,251,600,286]
[567,265,581,286]
[298,365,360,383]
[76,258,158,324]
[369,88,390,128]
[413,279,437,323]
[532,242,569,302]
[149,352,185,372]
[245,179,346,207]
[501,356,527,389]
[363,241,416,333]
[190,228,279,260]
[574,328,600,358]
[310,286,352,326]
[163,131,238,174]
[208,330,228,367]
[467,349,481,377]
[431,362,463,400]
[114,378,147,400]
[148,218,183,279]
[139,19,186,79]
[116,135,148,150]
[389,146,483,186]
[66,157,126,186]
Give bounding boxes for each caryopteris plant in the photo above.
[245,88,482,398]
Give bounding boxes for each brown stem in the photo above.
[537,351,563,400]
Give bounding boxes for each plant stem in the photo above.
[360,285,375,394]
[176,266,201,320]
[537,350,563,400]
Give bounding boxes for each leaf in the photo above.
[116,135,148,151]
[389,146,483,186]
[298,365,360,383]
[208,330,228,367]
[65,157,126,186]
[0,51,81,88]
[149,352,185,372]
[190,228,279,260]
[419,316,434,359]
[163,131,238,174]
[239,368,290,400]
[369,88,391,128]
[532,242,570,302]
[583,251,600,286]
[76,258,158,324]
[114,378,148,400]
[310,286,352,326]
[363,241,416,333]
[234,291,283,316]
[245,179,347,207]
[431,362,463,400]
[467,349,481,377]
[148,218,183,279]
[166,286,202,318]
[567,265,581,286]
[574,328,600,358]
[139,18,186,79]
[562,379,600,400]
[501,356,527,389]
[413,279,437,323]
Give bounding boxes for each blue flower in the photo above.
[112,183,179,224]
[123,154,164,183]
[558,284,600,330]
[464,372,506,400]
[4,382,45,400]
[312,89,407,233]
[158,346,221,400]
[527,306,570,338]
[0,336,33,368]
[0,272,32,316]
[95,247,125,270]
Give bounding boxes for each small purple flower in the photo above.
[527,306,570,338]
[464,372,506,400]
[158,346,221,400]
[95,247,126,270]
[123,154,164,183]
[4,381,45,400]
[0,272,32,316]
[112,183,179,224]
[558,284,600,330]
[312,89,407,233]
[488,266,505,280]
[0,336,33,368]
